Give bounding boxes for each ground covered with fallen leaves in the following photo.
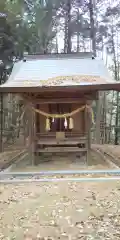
[0,145,120,239]
[1,181,120,240]
[93,144,120,166]
[10,149,110,172]
[0,150,24,170]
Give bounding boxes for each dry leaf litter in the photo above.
[0,181,120,240]
[0,145,120,239]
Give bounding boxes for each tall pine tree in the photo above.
[0,1,15,76]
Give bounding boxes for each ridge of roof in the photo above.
[23,52,93,60]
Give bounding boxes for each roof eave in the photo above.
[0,83,120,93]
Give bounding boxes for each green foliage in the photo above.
[3,0,60,55]
[0,2,15,65]
[0,0,120,57]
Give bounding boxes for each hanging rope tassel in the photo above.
[46,118,50,131]
[64,118,67,128]
[69,117,74,129]
[91,110,95,124]
[52,117,54,123]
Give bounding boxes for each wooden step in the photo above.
[37,139,87,145]
[37,147,87,153]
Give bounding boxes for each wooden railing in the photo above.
[36,132,86,138]
[33,132,88,161]
[35,132,87,148]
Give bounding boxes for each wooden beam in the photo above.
[2,83,120,93]
[21,95,98,104]
[37,139,87,145]
[37,147,87,153]
[20,91,98,103]
[29,98,91,104]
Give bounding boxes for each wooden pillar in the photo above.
[23,111,26,146]
[34,104,41,165]
[85,106,89,164]
[28,104,34,165]
[86,100,92,149]
[88,107,92,150]
[31,107,35,165]
[96,92,102,144]
[28,108,31,156]
[0,92,3,152]
[88,119,91,149]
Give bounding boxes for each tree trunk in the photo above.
[108,91,114,143]
[55,36,59,53]
[77,9,80,52]
[103,91,107,143]
[115,91,119,145]
[0,65,4,152]
[64,0,71,53]
[89,0,96,56]
[96,93,102,144]
[111,24,119,145]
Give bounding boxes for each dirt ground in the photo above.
[1,181,120,240]
[1,145,120,239]
[93,144,120,160]
[0,150,23,170]
[10,149,110,172]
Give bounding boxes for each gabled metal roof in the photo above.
[0,53,119,93]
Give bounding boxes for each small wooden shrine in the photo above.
[1,52,120,164]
